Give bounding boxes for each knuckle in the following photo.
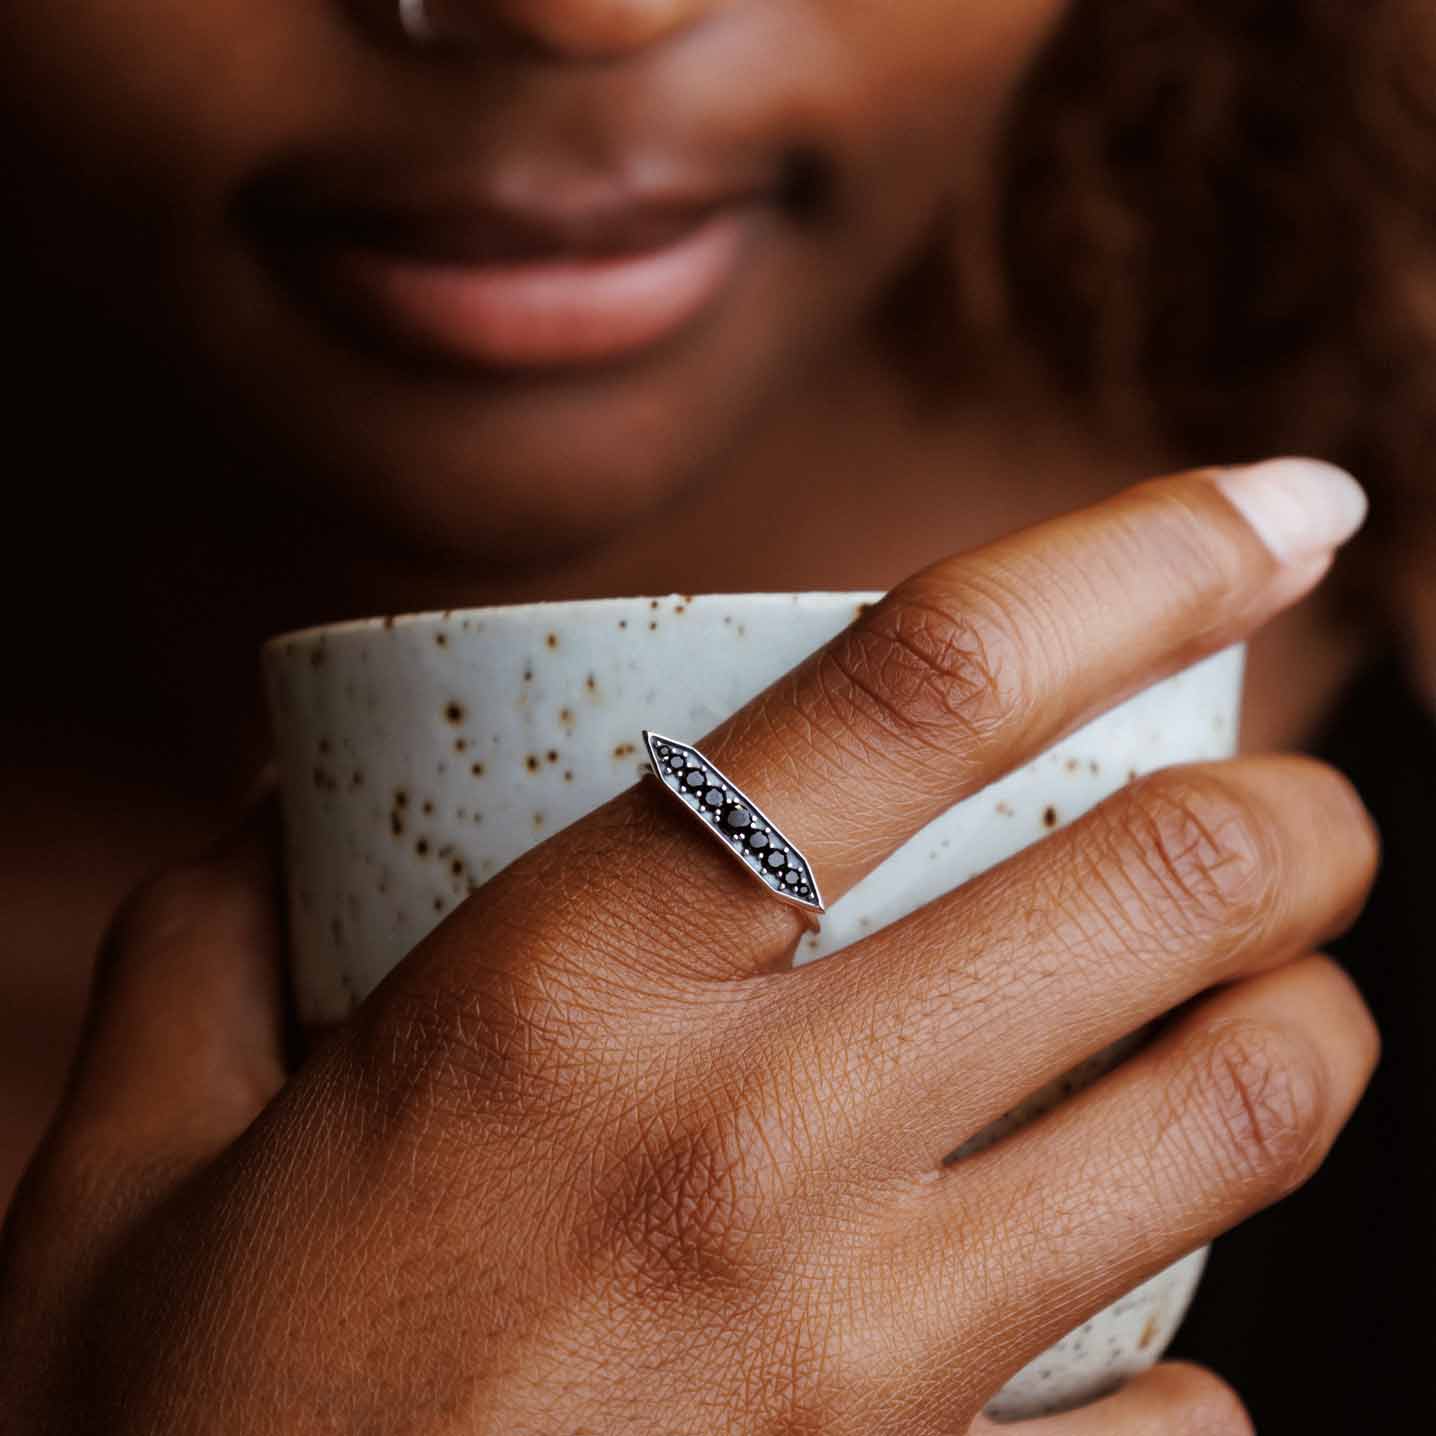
[1180,1018,1330,1200]
[355,965,600,1133]
[110,861,243,953]
[1139,1363,1254,1436]
[1164,1366,1256,1436]
[821,583,1033,758]
[1107,771,1279,952]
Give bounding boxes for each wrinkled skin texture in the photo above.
[0,471,1379,1434]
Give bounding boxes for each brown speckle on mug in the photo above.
[444,701,466,725]
[525,754,541,773]
[1044,807,1059,829]
[434,632,448,647]
[471,761,485,778]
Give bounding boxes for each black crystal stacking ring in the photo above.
[641,731,825,930]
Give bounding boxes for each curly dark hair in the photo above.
[1000,0,1436,629]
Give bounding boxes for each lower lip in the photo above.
[302,209,755,370]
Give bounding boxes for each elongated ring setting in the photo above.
[641,731,825,930]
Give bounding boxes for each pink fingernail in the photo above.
[1215,459,1369,563]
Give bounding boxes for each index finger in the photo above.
[417,459,1367,985]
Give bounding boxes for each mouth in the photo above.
[249,179,783,372]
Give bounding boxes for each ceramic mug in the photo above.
[263,593,1245,1419]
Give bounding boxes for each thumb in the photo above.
[55,793,291,1178]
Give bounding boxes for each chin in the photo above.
[223,353,734,570]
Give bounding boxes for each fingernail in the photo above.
[1214,458,1369,563]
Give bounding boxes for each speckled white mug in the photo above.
[263,595,1244,1421]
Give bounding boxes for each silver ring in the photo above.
[641,731,825,929]
[398,0,436,42]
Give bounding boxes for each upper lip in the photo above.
[247,164,782,267]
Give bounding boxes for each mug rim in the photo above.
[264,590,890,653]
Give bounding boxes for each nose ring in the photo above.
[398,0,436,41]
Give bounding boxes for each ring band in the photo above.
[641,731,825,930]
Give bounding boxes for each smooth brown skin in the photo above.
[0,471,1380,1433]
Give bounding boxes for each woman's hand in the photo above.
[0,463,1378,1435]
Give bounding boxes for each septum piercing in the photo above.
[398,0,436,42]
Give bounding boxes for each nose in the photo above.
[404,0,719,59]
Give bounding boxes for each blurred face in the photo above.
[3,1,1067,562]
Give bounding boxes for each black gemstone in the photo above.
[747,831,770,851]
[683,770,706,790]
[703,787,724,808]
[723,806,752,831]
